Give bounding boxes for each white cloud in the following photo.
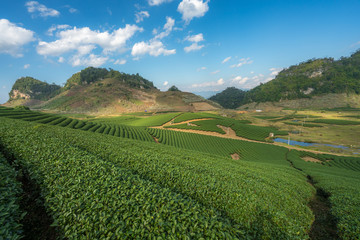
[70,54,108,67]
[131,17,175,58]
[163,81,169,86]
[148,0,173,6]
[184,42,204,52]
[222,56,231,64]
[37,24,143,56]
[211,70,220,75]
[135,11,150,23]
[58,57,65,63]
[269,67,282,77]
[114,59,126,65]
[107,7,112,16]
[185,33,204,42]
[64,5,77,14]
[192,78,224,88]
[2,85,6,89]
[184,33,204,53]
[25,1,60,18]
[131,40,176,57]
[47,24,71,36]
[154,17,175,39]
[197,66,206,71]
[230,58,253,68]
[232,76,249,85]
[178,0,209,23]
[24,64,30,69]
[69,8,77,13]
[0,19,35,57]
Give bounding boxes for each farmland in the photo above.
[0,106,359,239]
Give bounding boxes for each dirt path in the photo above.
[152,124,354,157]
[162,118,214,127]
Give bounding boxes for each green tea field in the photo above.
[0,107,359,239]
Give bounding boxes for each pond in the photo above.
[273,138,350,149]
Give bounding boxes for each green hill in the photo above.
[244,51,360,104]
[209,87,246,109]
[9,77,61,101]
[210,50,360,109]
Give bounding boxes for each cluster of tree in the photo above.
[64,67,156,90]
[208,87,246,109]
[9,77,61,101]
[167,85,180,91]
[210,50,360,108]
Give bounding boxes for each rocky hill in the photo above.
[4,67,220,114]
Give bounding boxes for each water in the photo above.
[273,138,350,149]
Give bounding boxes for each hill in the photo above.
[4,67,220,114]
[210,50,360,109]
[208,87,246,109]
[7,77,61,106]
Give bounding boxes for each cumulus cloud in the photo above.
[163,81,169,86]
[25,1,60,18]
[132,40,175,57]
[148,0,173,6]
[184,43,204,52]
[58,57,65,63]
[184,33,204,53]
[135,11,150,23]
[132,17,175,58]
[0,19,35,57]
[178,0,209,23]
[185,33,204,42]
[114,59,126,65]
[232,76,249,85]
[222,56,231,64]
[37,24,142,57]
[47,24,71,36]
[24,64,30,69]
[192,78,224,88]
[70,54,108,67]
[154,17,175,39]
[197,66,206,71]
[230,58,253,68]
[211,70,220,75]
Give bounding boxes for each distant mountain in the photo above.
[4,67,220,114]
[208,87,246,109]
[209,50,360,109]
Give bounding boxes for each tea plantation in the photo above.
[0,107,359,239]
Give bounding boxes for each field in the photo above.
[0,106,359,239]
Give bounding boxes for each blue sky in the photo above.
[1,0,360,103]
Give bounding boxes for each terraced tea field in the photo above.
[0,107,359,239]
